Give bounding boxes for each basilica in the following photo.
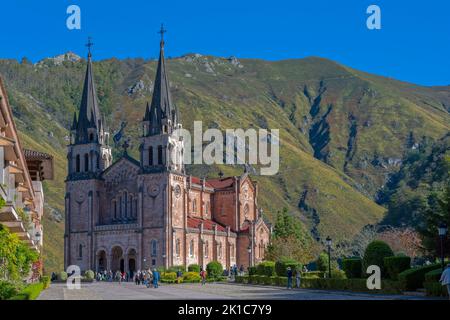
[64,31,271,274]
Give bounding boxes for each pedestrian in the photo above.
[200,268,207,285]
[134,273,139,285]
[439,264,450,300]
[152,268,160,288]
[239,265,244,276]
[286,267,293,289]
[176,270,183,284]
[295,267,302,288]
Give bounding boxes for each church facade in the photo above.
[64,33,271,274]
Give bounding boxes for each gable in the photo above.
[102,155,140,183]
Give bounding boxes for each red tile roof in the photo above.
[207,177,235,189]
[190,176,213,188]
[187,217,227,232]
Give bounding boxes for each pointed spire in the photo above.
[75,37,102,143]
[144,24,178,136]
[143,101,151,122]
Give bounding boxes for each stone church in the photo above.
[64,32,271,274]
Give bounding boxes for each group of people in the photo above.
[286,266,309,289]
[94,269,161,288]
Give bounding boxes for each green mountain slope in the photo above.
[0,53,448,272]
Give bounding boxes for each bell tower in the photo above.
[65,38,112,270]
[140,25,184,173]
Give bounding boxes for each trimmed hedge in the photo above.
[238,275,404,294]
[303,271,325,279]
[398,263,442,291]
[342,258,362,278]
[183,272,202,283]
[384,256,411,280]
[9,282,44,300]
[256,261,276,277]
[57,271,68,281]
[188,264,201,272]
[275,258,300,276]
[424,281,448,297]
[424,269,442,282]
[363,241,394,276]
[206,261,223,280]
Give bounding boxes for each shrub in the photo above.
[398,263,441,291]
[57,271,68,281]
[300,278,405,294]
[183,271,201,283]
[188,264,201,273]
[161,272,177,280]
[256,261,276,277]
[303,271,325,279]
[275,257,300,276]
[0,281,20,300]
[424,269,442,282]
[331,269,346,279]
[384,256,411,280]
[363,241,394,276]
[342,258,362,278]
[84,270,95,281]
[424,281,449,297]
[248,266,257,275]
[40,276,51,289]
[10,283,44,300]
[206,261,223,280]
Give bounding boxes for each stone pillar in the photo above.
[107,254,112,271]
[123,254,128,274]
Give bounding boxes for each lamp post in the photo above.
[438,223,447,271]
[143,258,147,270]
[247,245,252,270]
[326,236,332,279]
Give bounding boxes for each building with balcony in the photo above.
[0,76,54,277]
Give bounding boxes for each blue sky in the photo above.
[0,0,448,86]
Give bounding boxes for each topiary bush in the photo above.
[398,263,442,291]
[84,270,95,281]
[424,269,442,282]
[206,261,223,280]
[183,271,201,283]
[248,266,257,275]
[363,241,394,276]
[188,264,201,272]
[57,271,68,281]
[256,261,276,277]
[275,257,300,276]
[342,258,362,278]
[384,256,411,280]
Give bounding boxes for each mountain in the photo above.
[0,53,449,272]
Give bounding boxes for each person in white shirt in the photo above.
[439,264,450,300]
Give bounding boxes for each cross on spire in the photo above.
[158,24,167,47]
[86,37,94,56]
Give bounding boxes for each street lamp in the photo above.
[247,245,252,270]
[143,258,147,270]
[326,236,332,279]
[438,223,447,270]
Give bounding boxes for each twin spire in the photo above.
[72,25,178,145]
[143,24,178,136]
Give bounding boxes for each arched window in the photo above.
[75,155,80,172]
[89,133,94,141]
[175,239,180,256]
[243,204,249,218]
[79,244,83,258]
[96,153,100,169]
[129,195,133,218]
[189,240,194,257]
[151,240,157,257]
[124,191,128,218]
[205,201,209,215]
[230,244,235,258]
[119,195,123,218]
[149,146,153,166]
[84,153,89,172]
[192,199,197,213]
[259,240,264,258]
[113,199,117,219]
[157,145,163,165]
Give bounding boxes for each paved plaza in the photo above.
[37,281,437,300]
